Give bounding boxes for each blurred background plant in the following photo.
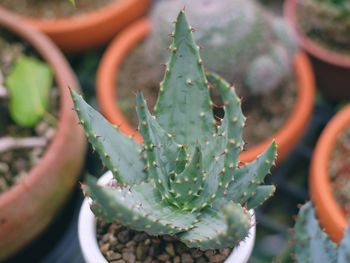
[145,0,297,97]
[296,0,350,53]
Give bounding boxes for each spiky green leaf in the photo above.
[294,202,337,263]
[247,185,276,209]
[207,71,246,198]
[338,223,350,263]
[83,176,198,236]
[71,90,146,185]
[170,146,204,206]
[177,203,250,250]
[226,141,277,205]
[135,92,178,201]
[154,10,215,146]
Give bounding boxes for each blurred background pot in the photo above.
[310,104,350,243]
[96,19,315,164]
[0,7,86,260]
[1,0,150,53]
[284,0,350,102]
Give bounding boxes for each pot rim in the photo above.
[78,171,256,263]
[19,0,142,34]
[310,104,350,243]
[284,0,350,68]
[0,7,86,259]
[0,7,81,208]
[96,18,315,164]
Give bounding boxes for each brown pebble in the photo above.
[111,260,125,263]
[107,251,122,260]
[144,238,151,245]
[208,254,227,263]
[118,230,130,244]
[109,234,118,246]
[157,254,170,261]
[100,243,110,254]
[149,243,160,257]
[205,250,216,258]
[144,256,152,263]
[126,240,136,248]
[101,234,109,243]
[181,253,194,263]
[191,249,203,258]
[117,244,125,250]
[122,251,136,263]
[219,248,231,257]
[110,223,120,231]
[136,243,146,261]
[165,243,175,256]
[173,256,181,263]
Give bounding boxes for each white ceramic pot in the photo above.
[78,171,256,263]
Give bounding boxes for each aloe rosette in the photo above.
[71,11,277,250]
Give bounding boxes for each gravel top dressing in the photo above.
[97,219,232,263]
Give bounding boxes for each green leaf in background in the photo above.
[5,55,53,127]
[69,0,76,7]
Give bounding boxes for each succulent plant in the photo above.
[71,10,277,250]
[297,0,350,52]
[294,202,350,262]
[144,0,297,96]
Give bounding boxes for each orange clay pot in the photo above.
[310,105,350,243]
[284,0,350,101]
[0,7,86,260]
[2,0,150,52]
[97,19,315,164]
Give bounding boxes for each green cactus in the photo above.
[294,202,350,263]
[144,0,297,96]
[71,10,277,250]
[296,0,350,53]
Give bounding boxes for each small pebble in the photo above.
[136,243,146,261]
[107,252,122,260]
[181,253,194,263]
[157,254,170,261]
[118,230,130,244]
[100,243,110,254]
[165,243,175,256]
[191,249,203,258]
[122,251,136,263]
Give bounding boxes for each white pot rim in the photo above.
[78,171,256,263]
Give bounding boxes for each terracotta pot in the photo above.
[310,105,350,243]
[284,0,350,102]
[0,7,86,260]
[78,172,256,263]
[2,0,150,52]
[96,19,315,164]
